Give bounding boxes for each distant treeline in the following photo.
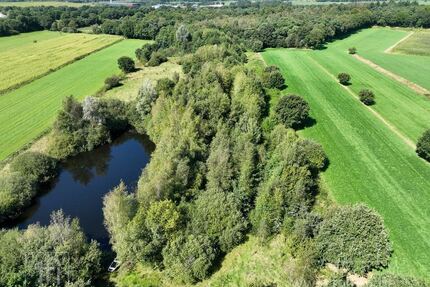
[1,2,429,48]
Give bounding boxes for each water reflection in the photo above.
[2,131,154,247]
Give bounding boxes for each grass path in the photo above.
[310,34,430,142]
[384,31,414,53]
[306,55,416,149]
[262,48,430,278]
[352,54,430,96]
[0,39,147,161]
[342,28,430,91]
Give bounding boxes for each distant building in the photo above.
[100,1,140,7]
[0,12,7,19]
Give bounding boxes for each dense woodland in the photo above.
[1,2,430,48]
[1,2,430,287]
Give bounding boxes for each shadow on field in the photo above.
[295,116,317,130]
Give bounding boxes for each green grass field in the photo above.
[0,31,122,93]
[0,39,147,161]
[392,30,430,56]
[0,1,90,7]
[262,31,430,277]
[343,28,430,91]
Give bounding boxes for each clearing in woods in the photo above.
[0,39,147,161]
[0,31,122,93]
[262,28,430,278]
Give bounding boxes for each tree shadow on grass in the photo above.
[294,116,317,130]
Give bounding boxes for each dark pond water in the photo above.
[3,131,154,248]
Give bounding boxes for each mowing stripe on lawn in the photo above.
[263,48,430,278]
[308,39,430,142]
[0,39,147,161]
[337,28,430,91]
[0,32,122,94]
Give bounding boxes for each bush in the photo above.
[315,204,392,274]
[10,152,58,183]
[337,73,350,85]
[416,129,430,162]
[358,89,375,105]
[348,47,357,54]
[146,51,167,67]
[326,273,354,287]
[0,174,34,221]
[118,56,135,73]
[104,75,122,90]
[262,66,285,89]
[293,139,327,170]
[163,234,217,284]
[135,43,157,64]
[274,95,310,129]
[367,273,430,287]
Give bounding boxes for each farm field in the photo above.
[392,30,430,56]
[0,30,62,51]
[0,1,90,7]
[0,31,122,93]
[0,39,147,161]
[343,28,430,91]
[262,41,430,278]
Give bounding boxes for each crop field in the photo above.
[262,32,430,277]
[0,31,122,93]
[343,28,430,91]
[0,1,89,7]
[392,30,430,56]
[0,39,147,161]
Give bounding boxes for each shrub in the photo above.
[118,56,135,73]
[416,129,430,162]
[262,65,285,89]
[315,204,392,274]
[337,73,350,85]
[104,75,122,90]
[367,273,430,287]
[358,89,375,105]
[249,39,264,52]
[293,139,327,170]
[10,152,58,183]
[274,95,310,129]
[162,234,217,284]
[0,174,34,221]
[348,47,357,54]
[136,80,158,117]
[326,273,354,287]
[146,52,167,67]
[135,43,157,64]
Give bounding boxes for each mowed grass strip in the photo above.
[0,39,147,161]
[340,28,430,91]
[0,31,122,93]
[307,43,430,142]
[392,30,430,56]
[263,49,430,278]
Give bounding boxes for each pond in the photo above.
[3,131,154,248]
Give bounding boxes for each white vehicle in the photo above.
[108,259,121,272]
